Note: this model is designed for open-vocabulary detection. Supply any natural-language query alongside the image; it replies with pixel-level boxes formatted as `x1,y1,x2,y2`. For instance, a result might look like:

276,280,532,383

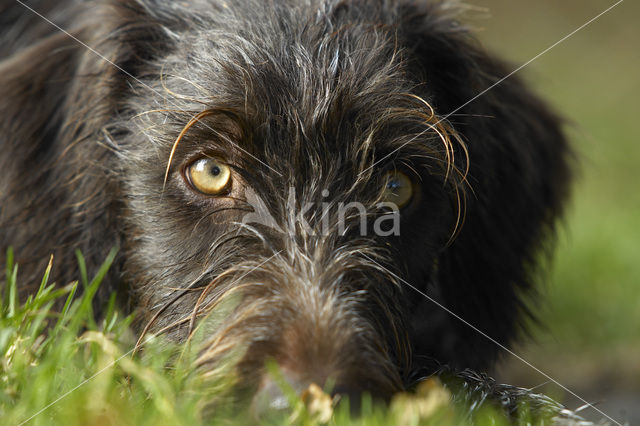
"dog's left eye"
186,157,232,195
381,171,414,208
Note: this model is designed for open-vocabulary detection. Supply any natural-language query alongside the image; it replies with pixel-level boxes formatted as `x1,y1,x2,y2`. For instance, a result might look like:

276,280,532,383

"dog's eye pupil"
187,158,231,195
387,180,400,190
382,171,413,208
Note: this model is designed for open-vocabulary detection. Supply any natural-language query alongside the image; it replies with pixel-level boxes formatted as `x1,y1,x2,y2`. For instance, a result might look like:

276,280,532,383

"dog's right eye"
381,170,414,208
186,157,232,195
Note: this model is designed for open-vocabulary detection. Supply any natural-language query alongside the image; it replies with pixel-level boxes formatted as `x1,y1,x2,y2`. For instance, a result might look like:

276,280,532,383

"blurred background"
467,0,639,423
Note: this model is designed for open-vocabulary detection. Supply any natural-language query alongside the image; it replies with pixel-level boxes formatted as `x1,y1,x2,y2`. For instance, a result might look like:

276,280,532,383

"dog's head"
0,0,571,408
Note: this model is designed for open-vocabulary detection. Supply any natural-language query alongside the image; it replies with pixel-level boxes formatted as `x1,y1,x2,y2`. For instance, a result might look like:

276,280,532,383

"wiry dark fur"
1,0,574,420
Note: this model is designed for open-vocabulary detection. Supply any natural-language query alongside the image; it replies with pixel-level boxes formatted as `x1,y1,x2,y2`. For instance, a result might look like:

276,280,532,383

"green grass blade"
35,255,54,300
75,250,89,289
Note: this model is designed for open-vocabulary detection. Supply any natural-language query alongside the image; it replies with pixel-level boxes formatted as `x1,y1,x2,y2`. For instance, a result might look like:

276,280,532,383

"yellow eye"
382,171,414,208
187,157,232,195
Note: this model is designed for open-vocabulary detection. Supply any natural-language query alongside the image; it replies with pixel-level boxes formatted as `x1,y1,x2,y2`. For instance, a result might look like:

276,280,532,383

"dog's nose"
251,374,299,419
251,371,354,420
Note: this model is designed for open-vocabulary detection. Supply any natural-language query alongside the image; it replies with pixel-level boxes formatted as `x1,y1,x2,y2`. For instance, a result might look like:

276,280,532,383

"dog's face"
0,0,571,410
122,3,465,399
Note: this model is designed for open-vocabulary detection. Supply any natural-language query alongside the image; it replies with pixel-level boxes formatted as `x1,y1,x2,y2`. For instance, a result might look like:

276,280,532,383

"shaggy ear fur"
0,30,92,292
400,4,572,370
0,1,168,305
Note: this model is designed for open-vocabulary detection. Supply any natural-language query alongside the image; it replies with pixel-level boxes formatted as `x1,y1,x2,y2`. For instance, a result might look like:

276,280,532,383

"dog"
0,0,575,420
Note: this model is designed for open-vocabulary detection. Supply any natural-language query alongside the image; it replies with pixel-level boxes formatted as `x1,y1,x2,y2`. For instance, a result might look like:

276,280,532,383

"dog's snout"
250,370,312,418
250,369,365,420
251,376,293,419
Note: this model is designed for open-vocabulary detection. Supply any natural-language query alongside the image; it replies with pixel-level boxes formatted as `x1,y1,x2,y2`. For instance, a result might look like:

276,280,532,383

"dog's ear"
0,30,92,293
0,3,171,301
400,5,572,369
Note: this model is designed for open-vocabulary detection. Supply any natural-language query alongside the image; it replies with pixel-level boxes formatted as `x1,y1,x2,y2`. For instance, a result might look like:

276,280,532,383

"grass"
0,248,544,426
0,248,218,426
